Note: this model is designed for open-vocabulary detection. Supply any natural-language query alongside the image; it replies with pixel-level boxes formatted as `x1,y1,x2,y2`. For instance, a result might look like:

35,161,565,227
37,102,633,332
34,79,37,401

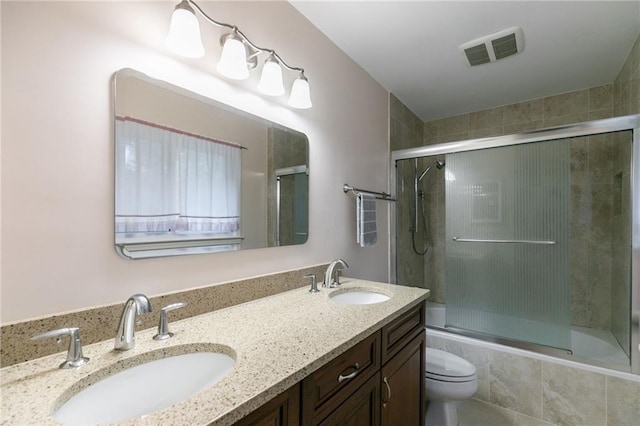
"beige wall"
0,1,390,322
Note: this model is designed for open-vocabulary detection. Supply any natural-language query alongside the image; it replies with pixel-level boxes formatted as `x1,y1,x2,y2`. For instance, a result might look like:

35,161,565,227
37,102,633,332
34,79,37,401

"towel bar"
343,184,396,201
452,237,556,245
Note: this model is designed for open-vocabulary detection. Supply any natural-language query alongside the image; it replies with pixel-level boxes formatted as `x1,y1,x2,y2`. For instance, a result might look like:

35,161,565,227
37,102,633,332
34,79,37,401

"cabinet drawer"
302,331,381,425
381,303,425,364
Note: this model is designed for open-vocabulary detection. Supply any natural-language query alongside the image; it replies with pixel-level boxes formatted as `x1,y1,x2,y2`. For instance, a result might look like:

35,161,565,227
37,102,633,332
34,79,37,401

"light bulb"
288,74,312,109
166,0,205,58
217,33,249,80
257,55,285,97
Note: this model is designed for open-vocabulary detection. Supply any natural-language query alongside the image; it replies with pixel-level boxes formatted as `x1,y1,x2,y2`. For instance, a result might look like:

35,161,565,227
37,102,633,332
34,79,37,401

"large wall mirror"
113,69,309,259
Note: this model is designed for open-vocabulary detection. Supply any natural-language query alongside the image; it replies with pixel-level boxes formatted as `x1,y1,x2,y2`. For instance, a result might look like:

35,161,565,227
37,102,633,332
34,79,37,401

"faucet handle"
305,274,319,293
333,268,344,286
153,302,186,341
32,327,89,369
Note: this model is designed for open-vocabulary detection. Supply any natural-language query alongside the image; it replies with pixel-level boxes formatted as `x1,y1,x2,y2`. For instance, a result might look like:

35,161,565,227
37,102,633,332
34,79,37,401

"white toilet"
425,347,478,426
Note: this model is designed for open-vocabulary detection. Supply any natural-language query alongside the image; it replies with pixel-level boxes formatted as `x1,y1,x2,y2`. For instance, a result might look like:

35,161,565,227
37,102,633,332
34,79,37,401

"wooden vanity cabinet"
240,303,425,426
235,383,301,426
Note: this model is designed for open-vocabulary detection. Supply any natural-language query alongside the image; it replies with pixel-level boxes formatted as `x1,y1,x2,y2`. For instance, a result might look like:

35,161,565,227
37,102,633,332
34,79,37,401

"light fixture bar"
167,0,311,109
185,0,305,74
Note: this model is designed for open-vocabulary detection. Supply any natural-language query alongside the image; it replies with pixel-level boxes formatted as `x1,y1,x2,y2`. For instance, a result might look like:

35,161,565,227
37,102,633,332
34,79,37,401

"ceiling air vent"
460,26,524,66
463,44,491,66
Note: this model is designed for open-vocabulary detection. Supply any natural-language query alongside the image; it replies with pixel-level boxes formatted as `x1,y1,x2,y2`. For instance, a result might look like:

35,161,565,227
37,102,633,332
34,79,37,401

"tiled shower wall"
390,94,427,290
611,33,640,358
267,127,308,247
428,331,640,426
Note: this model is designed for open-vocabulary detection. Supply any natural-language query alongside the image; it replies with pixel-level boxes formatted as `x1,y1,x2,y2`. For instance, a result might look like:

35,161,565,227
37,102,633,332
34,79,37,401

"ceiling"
290,1,640,121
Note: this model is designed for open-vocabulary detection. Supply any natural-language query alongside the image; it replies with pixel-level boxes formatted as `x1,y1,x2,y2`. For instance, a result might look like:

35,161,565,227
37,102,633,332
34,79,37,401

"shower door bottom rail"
438,324,574,356
452,237,556,245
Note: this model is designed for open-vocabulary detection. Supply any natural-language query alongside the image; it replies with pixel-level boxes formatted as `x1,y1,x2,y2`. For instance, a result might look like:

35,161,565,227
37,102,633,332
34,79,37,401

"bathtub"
426,302,629,367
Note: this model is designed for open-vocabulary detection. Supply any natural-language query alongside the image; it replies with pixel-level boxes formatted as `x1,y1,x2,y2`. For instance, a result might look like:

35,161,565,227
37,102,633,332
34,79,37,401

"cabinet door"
318,372,380,426
380,332,425,426
236,383,300,426
302,331,381,425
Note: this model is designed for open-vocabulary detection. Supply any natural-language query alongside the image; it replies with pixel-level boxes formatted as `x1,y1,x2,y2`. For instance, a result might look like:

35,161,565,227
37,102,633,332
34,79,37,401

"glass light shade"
288,75,312,109
257,57,285,96
166,3,205,58
217,34,249,80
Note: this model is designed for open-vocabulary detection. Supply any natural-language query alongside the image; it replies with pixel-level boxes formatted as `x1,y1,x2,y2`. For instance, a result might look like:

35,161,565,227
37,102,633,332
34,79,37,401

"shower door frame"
275,165,308,247
389,114,640,374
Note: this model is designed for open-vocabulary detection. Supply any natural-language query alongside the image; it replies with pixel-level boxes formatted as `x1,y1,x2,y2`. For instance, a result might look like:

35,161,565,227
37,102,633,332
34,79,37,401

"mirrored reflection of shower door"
276,166,308,246
445,140,571,351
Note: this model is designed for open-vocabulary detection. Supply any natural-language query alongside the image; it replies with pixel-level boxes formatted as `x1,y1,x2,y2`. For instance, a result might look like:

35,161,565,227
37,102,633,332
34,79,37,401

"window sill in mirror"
115,235,244,259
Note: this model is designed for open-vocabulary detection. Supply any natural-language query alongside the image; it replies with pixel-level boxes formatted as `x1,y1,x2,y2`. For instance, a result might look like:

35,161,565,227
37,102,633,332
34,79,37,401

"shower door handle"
452,237,556,245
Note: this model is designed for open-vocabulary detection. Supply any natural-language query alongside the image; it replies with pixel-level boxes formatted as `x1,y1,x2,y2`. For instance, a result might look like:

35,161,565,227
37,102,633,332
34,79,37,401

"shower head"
417,160,445,182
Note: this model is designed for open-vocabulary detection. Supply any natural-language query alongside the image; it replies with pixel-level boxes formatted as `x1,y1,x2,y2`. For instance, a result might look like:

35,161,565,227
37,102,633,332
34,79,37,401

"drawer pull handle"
382,376,391,405
337,363,360,383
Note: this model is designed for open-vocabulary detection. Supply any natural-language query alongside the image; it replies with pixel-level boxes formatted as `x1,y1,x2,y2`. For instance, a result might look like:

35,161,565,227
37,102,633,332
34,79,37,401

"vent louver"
464,44,491,66
460,26,524,67
492,33,518,60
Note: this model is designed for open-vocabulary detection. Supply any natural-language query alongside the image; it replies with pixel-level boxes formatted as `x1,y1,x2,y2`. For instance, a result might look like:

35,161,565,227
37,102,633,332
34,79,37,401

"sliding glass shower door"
445,139,571,350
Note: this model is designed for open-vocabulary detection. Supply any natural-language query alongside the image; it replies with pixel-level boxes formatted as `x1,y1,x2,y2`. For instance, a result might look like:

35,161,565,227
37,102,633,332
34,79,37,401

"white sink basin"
330,288,391,305
54,347,235,425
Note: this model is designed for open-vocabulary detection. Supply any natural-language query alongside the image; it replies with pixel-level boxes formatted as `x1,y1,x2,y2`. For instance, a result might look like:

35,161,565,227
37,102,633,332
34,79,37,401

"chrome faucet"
31,327,89,369
324,259,349,288
114,294,152,351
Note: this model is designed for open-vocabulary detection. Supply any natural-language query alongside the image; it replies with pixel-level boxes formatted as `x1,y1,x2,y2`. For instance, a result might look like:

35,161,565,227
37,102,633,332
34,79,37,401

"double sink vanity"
1,278,429,425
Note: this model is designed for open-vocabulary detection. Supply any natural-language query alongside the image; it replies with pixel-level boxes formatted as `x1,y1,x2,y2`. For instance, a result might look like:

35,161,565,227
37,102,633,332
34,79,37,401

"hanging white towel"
357,193,377,247
356,194,361,245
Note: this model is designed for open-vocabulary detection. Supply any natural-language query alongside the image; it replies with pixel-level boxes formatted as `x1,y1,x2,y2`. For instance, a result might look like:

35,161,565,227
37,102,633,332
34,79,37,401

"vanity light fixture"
257,53,285,97
166,0,312,109
165,0,205,58
217,30,250,80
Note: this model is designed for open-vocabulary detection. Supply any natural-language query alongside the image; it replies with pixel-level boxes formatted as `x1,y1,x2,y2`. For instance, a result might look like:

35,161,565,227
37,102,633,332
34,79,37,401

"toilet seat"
426,348,476,383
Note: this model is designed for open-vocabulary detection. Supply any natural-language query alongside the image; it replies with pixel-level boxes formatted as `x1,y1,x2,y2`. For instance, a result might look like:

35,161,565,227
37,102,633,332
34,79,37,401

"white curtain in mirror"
115,118,241,236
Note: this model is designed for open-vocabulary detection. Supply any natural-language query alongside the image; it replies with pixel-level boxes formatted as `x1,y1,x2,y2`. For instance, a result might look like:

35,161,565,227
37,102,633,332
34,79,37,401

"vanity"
0,279,429,425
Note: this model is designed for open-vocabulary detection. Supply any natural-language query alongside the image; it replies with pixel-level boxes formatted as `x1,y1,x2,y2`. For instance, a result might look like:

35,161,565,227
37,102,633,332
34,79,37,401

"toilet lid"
426,348,476,378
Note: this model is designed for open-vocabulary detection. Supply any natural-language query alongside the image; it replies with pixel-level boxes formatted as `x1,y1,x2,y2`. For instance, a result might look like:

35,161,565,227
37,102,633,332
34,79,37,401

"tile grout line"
604,375,608,426
540,360,545,424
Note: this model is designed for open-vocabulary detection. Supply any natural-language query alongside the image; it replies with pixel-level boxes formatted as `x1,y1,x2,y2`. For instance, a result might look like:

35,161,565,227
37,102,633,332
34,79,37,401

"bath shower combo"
391,114,640,375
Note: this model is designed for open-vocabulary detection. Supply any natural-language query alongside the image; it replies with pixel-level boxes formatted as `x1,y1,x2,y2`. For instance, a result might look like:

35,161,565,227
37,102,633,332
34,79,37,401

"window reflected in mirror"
114,69,309,259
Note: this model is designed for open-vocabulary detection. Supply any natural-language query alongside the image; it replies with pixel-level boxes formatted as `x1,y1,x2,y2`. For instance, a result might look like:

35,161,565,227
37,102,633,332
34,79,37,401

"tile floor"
458,399,555,426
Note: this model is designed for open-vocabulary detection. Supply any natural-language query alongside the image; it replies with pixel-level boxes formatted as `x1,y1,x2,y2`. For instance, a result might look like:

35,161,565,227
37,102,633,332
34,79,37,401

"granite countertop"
0,279,429,425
